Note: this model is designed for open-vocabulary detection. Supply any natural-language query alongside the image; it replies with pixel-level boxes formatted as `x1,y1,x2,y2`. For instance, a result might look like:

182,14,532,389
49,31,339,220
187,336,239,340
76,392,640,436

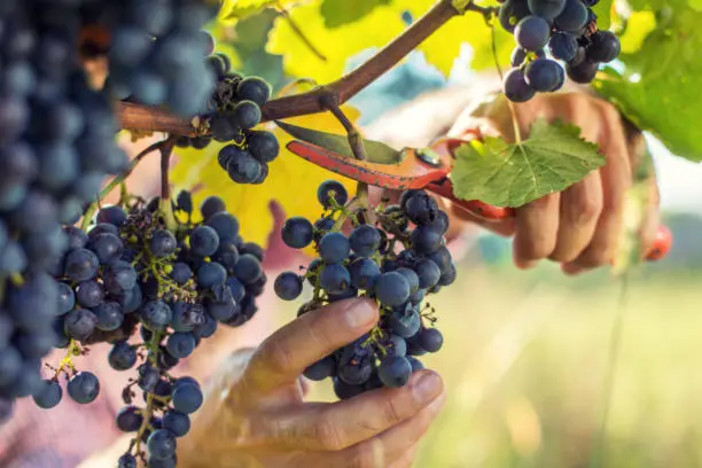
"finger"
249,370,443,452
387,443,420,468
240,298,378,396
513,193,561,269
335,392,445,468
564,105,632,272
549,171,603,263
639,176,661,258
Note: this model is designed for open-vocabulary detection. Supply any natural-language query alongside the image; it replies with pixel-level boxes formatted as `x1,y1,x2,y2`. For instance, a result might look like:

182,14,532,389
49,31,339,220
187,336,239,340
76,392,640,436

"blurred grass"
278,234,702,467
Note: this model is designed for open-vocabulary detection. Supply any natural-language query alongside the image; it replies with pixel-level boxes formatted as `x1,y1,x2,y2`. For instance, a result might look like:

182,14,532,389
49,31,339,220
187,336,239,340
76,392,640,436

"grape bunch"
275,181,452,398
29,193,265,466
175,56,280,185
0,0,140,418
101,0,220,116
498,0,621,102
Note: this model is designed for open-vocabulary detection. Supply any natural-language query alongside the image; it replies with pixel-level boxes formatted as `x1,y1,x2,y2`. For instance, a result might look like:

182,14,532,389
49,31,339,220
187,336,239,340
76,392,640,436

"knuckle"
567,198,602,226
314,415,346,451
346,442,381,468
258,337,294,376
380,394,405,426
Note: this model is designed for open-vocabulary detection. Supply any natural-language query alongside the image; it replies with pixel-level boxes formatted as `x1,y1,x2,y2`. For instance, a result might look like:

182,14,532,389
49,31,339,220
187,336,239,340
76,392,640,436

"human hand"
176,298,445,468
447,92,660,274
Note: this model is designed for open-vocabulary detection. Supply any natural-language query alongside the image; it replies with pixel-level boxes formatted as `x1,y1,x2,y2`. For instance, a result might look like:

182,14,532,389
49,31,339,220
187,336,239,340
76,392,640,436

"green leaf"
450,120,605,208
592,0,614,30
594,4,702,161
321,0,391,28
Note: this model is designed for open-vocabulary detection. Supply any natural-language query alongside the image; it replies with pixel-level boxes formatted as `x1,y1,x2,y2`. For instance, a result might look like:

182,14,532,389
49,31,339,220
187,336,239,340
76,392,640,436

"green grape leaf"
321,0,391,28
594,5,702,161
592,0,614,30
450,120,605,207
221,0,298,21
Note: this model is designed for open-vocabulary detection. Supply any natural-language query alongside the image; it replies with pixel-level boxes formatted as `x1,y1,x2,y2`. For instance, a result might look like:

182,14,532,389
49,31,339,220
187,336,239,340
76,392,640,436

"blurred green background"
276,213,702,467
412,236,702,468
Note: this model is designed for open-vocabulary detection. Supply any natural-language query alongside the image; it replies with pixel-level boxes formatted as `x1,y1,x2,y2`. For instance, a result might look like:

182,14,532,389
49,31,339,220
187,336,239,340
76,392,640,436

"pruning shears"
276,121,672,262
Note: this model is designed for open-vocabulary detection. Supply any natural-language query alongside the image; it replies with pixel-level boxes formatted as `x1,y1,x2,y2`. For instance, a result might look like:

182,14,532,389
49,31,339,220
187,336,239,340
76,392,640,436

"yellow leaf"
267,2,406,82
170,108,359,246
393,0,512,75
619,11,656,54
219,0,300,21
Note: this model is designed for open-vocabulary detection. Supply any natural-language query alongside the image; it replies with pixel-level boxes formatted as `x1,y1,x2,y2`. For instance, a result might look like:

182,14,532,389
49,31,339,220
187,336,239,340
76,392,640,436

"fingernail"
412,372,442,403
515,259,538,270
562,264,582,276
344,299,377,328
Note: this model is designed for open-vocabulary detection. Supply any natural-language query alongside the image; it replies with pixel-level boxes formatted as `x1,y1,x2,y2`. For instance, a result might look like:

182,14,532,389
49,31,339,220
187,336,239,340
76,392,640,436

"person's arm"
447,92,660,274
80,298,445,468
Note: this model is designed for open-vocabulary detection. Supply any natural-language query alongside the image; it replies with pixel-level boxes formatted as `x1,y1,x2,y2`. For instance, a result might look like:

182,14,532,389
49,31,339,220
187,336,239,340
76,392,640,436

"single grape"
163,410,191,437
94,302,124,332
418,328,444,353
64,248,99,282
304,356,336,381
395,267,420,295
374,272,410,307
587,30,620,63
499,0,531,33
233,254,262,284
511,47,527,67
196,262,227,288
320,263,351,295
274,272,303,301
189,225,220,257
170,262,193,285
514,16,550,52
504,68,536,102
377,355,412,388
527,0,566,20
525,58,563,92
206,212,239,243
319,232,351,264
199,196,226,220
166,332,196,358
349,257,381,290
118,454,137,468
116,405,144,432
549,32,578,61
349,225,381,257
236,77,271,107
403,191,438,225
566,59,599,83
171,382,203,414
150,230,177,257
407,356,424,373
281,217,314,249
75,280,104,309
108,341,137,371
246,131,279,163
97,205,127,226
67,371,100,404
147,429,177,460
33,380,63,409
554,0,588,32
140,301,173,332
317,180,348,209
57,282,75,315
226,150,261,184
231,100,261,130
63,308,97,341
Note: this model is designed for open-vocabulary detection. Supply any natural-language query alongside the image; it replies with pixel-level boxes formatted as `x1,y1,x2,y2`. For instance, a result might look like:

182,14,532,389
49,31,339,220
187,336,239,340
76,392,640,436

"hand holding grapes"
176,298,445,468
448,92,660,274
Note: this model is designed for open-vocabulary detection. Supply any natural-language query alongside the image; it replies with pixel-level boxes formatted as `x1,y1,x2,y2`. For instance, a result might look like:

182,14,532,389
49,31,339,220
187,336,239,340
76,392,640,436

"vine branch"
117,0,494,135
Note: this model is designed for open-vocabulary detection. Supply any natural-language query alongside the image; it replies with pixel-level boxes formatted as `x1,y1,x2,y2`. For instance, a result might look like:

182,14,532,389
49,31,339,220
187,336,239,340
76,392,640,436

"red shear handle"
429,137,673,262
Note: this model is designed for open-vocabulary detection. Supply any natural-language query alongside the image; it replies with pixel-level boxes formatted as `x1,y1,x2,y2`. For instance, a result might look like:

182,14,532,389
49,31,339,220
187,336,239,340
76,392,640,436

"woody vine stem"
116,0,497,137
